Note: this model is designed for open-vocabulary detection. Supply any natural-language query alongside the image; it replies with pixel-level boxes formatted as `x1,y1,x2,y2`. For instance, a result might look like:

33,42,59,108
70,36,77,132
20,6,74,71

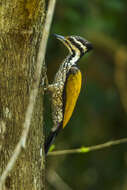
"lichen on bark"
0,0,45,189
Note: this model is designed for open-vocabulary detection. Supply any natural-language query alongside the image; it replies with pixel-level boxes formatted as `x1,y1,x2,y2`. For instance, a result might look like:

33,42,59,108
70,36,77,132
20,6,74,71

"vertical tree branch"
0,0,56,188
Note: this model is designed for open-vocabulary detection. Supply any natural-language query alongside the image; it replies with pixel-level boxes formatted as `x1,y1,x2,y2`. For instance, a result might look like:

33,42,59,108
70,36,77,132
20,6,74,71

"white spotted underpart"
51,55,80,132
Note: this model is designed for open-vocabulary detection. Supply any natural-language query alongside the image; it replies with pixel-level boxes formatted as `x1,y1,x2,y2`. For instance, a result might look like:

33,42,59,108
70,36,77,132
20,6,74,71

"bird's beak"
53,34,65,41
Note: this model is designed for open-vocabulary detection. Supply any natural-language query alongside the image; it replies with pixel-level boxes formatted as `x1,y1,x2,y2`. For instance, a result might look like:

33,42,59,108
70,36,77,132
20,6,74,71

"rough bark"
0,0,45,189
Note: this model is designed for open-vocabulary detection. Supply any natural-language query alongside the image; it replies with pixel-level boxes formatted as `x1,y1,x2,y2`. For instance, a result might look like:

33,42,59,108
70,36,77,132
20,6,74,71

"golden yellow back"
63,68,82,128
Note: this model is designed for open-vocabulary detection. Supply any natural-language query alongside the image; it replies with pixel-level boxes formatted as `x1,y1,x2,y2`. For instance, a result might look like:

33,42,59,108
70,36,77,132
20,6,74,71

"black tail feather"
44,127,61,155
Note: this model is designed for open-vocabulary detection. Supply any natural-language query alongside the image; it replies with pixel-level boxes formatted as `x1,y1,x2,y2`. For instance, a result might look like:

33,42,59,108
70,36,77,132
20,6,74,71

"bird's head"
54,34,93,57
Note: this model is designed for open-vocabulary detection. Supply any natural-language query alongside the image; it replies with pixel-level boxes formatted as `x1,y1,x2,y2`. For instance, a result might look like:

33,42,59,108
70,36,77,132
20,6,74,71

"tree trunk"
0,0,45,189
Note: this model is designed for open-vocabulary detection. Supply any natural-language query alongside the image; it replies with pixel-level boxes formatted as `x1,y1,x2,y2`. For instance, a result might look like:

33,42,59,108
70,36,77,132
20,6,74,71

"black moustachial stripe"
63,40,76,67
65,40,76,57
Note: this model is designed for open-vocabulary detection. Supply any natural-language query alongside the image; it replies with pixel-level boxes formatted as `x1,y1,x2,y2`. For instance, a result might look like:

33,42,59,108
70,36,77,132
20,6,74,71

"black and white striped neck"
62,52,81,70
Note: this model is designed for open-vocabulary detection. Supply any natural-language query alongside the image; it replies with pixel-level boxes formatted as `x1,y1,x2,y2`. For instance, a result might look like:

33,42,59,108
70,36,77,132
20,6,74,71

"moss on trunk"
0,0,45,189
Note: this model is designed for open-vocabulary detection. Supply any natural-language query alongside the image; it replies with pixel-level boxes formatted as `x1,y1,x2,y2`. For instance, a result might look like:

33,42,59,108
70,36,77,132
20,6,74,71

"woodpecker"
44,34,93,154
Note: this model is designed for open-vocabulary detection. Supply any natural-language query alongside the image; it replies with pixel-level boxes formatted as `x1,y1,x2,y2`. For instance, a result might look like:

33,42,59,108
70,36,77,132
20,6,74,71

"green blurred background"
44,0,127,189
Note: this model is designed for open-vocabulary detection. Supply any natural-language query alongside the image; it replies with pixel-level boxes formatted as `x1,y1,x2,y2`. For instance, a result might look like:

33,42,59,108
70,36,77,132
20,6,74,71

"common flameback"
45,34,93,154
